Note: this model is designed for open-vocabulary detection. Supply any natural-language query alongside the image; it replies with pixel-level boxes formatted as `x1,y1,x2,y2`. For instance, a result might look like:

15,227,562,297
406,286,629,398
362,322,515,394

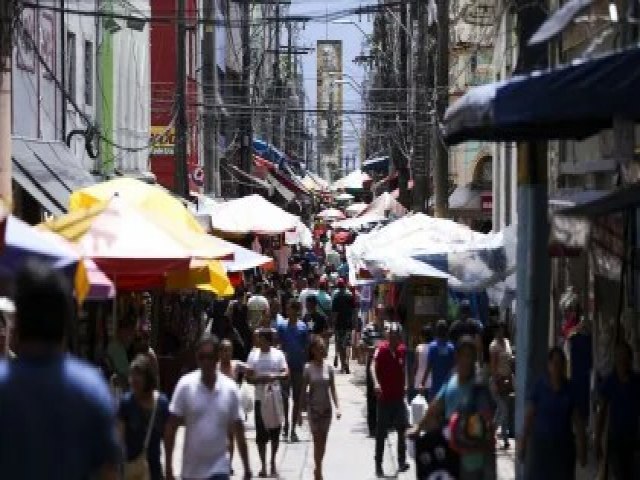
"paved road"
168,361,517,479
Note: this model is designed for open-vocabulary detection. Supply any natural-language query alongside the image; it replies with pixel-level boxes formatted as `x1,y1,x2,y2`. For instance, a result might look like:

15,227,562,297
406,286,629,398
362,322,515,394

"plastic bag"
240,382,254,415
261,382,284,430
411,394,428,426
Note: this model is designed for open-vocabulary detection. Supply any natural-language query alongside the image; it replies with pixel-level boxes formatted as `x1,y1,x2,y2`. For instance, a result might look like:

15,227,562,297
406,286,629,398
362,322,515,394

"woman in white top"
489,323,513,449
412,325,433,399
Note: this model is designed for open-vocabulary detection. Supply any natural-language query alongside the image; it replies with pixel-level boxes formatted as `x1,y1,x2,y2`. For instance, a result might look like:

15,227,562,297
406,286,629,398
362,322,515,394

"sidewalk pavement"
168,362,518,479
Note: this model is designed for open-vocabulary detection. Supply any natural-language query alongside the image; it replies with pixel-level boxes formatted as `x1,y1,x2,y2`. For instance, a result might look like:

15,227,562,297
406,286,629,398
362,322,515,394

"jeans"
375,400,408,466
494,393,510,442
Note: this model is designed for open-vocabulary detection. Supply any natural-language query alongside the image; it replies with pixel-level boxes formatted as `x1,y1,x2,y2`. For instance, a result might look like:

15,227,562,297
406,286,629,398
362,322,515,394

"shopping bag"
411,394,428,426
240,382,254,415
261,382,284,430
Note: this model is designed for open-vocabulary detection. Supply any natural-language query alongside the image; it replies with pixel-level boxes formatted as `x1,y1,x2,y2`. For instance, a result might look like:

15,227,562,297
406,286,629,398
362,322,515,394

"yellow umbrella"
166,259,234,297
69,177,204,233
42,200,233,295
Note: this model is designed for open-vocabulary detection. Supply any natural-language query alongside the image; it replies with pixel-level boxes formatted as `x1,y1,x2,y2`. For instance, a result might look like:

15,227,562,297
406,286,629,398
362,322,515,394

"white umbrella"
336,192,355,201
345,202,368,217
317,208,346,220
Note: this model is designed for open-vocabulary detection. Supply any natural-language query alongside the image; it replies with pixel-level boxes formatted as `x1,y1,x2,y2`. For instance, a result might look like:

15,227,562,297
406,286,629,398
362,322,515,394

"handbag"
496,374,514,395
124,391,159,480
261,382,285,430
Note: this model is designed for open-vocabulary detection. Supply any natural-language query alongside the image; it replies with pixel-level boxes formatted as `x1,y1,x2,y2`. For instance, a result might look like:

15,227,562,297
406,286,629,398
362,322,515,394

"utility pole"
396,3,410,208
202,0,220,196
0,0,13,206
433,0,449,217
174,0,189,197
239,0,252,197
513,1,549,478
412,0,431,212
272,0,281,149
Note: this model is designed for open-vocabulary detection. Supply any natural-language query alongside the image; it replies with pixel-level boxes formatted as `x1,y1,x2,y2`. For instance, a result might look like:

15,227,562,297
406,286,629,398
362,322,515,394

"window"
66,31,76,102
84,41,93,106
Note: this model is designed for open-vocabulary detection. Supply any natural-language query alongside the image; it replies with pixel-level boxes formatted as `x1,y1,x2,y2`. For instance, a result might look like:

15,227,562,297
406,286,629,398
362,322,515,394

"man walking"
165,333,251,480
303,295,329,340
332,278,355,374
246,329,289,477
0,261,120,479
277,299,309,443
421,319,455,401
449,300,484,362
370,322,410,477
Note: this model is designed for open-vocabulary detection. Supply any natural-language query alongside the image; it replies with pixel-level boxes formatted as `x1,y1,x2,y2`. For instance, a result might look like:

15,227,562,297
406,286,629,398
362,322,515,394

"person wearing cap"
331,278,355,374
409,336,496,479
370,322,410,477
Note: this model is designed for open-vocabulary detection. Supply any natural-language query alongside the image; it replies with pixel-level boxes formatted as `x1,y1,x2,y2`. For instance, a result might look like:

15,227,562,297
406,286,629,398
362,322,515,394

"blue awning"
252,138,289,165
443,47,640,145
361,156,390,173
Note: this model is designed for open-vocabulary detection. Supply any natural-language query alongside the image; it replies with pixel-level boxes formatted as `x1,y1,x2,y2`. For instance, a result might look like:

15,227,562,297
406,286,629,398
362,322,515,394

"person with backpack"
408,336,496,480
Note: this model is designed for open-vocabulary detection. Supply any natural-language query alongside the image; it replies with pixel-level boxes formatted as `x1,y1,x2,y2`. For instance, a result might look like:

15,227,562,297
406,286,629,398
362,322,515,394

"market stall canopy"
361,156,390,173
362,191,407,217
345,202,369,217
43,198,191,278
317,208,346,221
347,213,516,292
166,259,234,297
222,245,274,272
443,47,640,145
0,216,80,276
331,170,372,191
38,229,115,300
336,192,355,202
208,194,300,234
70,177,204,233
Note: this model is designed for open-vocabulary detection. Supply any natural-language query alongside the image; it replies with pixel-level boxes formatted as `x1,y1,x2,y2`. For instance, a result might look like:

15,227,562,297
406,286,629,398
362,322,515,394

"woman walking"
519,347,586,479
299,337,341,480
489,323,513,449
118,355,169,480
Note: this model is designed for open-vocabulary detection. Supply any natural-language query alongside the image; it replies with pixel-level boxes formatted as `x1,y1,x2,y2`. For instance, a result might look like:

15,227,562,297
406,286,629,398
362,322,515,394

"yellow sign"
150,126,175,156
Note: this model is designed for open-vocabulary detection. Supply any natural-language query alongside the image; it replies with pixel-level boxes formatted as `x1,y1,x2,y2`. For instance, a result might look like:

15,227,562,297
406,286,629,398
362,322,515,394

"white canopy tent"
204,194,300,234
361,191,407,218
331,169,371,191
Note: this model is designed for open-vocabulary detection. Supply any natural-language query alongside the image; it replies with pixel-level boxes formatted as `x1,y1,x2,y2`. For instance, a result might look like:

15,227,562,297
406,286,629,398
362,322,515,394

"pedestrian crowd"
1,258,639,480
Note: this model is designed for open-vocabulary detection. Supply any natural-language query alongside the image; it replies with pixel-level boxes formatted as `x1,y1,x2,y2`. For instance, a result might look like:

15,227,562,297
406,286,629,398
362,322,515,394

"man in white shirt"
247,283,270,331
246,329,289,477
165,334,251,480
298,277,318,317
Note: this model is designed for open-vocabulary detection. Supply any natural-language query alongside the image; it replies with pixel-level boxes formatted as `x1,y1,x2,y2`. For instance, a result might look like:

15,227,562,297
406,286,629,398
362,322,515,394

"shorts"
281,368,304,404
376,400,409,433
335,329,352,348
255,400,281,445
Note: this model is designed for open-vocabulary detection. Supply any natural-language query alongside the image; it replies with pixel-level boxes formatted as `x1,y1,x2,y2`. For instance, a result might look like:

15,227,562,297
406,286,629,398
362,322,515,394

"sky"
289,0,373,162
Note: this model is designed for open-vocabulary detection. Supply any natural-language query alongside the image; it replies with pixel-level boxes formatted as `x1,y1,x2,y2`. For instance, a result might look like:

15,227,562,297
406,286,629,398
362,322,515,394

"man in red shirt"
370,322,409,477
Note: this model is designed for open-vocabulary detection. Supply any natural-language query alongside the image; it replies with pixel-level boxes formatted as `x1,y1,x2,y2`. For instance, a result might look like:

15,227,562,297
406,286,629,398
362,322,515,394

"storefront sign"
150,126,176,155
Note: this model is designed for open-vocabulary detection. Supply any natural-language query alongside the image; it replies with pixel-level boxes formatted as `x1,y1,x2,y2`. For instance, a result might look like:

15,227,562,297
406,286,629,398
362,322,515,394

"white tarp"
347,212,516,294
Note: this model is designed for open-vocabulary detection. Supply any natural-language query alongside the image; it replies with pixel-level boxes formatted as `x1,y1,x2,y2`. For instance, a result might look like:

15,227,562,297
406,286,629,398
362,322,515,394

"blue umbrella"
0,216,79,277
443,47,640,145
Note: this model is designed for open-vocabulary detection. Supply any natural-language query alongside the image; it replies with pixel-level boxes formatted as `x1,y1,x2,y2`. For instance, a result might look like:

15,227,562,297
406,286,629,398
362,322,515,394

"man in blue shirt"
421,319,455,401
0,261,120,480
277,299,309,443
596,341,640,480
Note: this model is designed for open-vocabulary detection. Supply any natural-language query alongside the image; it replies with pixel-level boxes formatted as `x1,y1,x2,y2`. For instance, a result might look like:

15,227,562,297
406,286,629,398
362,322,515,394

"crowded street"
2,0,640,479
